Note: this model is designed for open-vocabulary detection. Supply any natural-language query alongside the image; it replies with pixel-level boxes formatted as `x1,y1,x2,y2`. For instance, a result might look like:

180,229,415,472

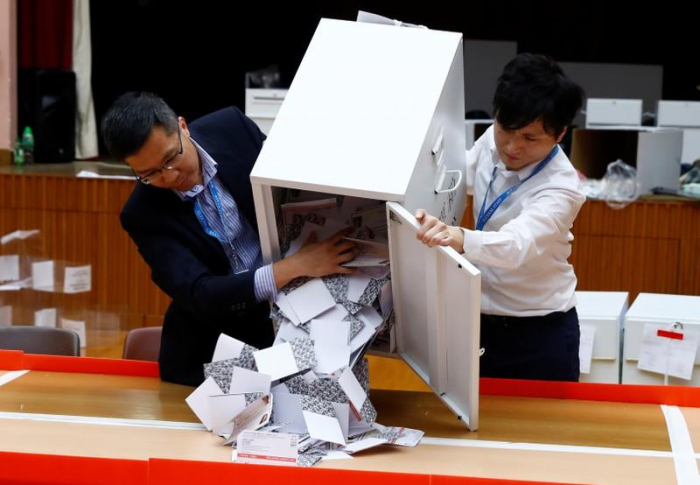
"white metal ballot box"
622,293,700,386
250,19,481,429
574,291,629,384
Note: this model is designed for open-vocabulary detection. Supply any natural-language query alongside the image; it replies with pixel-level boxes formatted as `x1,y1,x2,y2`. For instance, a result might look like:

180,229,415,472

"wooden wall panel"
2,169,698,342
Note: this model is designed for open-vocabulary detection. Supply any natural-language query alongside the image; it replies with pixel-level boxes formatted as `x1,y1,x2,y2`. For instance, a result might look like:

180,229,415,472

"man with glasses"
102,92,356,386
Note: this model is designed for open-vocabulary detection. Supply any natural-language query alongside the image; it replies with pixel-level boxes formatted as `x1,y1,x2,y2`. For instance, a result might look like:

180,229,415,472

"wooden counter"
0,362,695,485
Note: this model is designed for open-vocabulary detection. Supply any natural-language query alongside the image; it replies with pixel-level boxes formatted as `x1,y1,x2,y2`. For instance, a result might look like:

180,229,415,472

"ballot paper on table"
0,255,20,282
237,430,299,466
342,437,387,454
338,367,377,424
209,393,249,436
63,265,91,293
638,323,699,380
271,392,307,434
0,229,40,245
283,278,336,324
372,424,424,447
579,324,595,375
341,238,389,267
331,402,350,440
300,395,346,446
31,261,55,291
223,394,273,445
0,277,31,291
185,377,223,431
253,337,317,381
34,308,57,328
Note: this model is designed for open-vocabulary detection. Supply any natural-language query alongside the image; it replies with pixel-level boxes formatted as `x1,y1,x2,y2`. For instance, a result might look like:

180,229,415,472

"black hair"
493,53,584,137
101,92,179,163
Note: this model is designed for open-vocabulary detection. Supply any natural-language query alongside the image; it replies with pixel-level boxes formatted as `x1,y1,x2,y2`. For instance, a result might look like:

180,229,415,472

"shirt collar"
173,138,219,200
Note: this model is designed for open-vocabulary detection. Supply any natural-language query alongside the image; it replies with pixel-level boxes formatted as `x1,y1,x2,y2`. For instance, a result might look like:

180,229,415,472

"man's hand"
414,209,464,253
273,229,358,289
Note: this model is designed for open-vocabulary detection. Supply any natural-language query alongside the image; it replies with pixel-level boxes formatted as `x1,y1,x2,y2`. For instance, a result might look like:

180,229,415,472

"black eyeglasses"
133,127,184,185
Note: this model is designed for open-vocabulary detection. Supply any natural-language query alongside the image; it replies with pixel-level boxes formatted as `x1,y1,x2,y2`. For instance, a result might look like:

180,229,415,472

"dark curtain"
19,0,73,69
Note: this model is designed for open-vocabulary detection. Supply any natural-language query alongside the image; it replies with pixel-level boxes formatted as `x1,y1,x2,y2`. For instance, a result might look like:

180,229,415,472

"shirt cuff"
254,264,278,302
462,228,484,261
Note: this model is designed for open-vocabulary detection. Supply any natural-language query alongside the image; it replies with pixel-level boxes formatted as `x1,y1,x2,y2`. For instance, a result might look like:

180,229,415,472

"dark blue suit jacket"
120,107,274,386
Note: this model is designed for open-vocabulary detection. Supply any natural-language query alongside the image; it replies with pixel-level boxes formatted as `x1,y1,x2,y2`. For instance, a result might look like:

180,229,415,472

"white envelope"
31,261,54,291
0,229,39,245
212,334,245,362
34,308,57,328
284,278,336,324
347,273,373,303
331,402,350,440
253,342,299,381
311,319,352,374
209,393,247,436
0,255,20,282
349,322,377,353
357,307,383,329
185,377,223,431
228,367,272,395
316,303,350,321
302,411,346,446
338,367,368,411
343,437,387,454
275,292,301,325
272,392,307,434
277,320,310,343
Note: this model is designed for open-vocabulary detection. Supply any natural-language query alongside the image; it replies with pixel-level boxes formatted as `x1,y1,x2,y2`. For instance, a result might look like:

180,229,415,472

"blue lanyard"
476,145,559,231
193,181,247,273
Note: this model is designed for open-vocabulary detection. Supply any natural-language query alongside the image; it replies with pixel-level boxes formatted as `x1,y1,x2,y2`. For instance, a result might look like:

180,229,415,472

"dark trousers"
480,307,580,382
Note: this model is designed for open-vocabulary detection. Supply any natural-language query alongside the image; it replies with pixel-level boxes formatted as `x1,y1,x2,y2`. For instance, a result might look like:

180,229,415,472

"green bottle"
21,126,35,164
13,138,24,166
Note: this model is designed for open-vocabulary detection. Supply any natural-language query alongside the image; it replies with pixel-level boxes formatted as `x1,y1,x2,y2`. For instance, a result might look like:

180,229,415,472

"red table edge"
2,349,698,406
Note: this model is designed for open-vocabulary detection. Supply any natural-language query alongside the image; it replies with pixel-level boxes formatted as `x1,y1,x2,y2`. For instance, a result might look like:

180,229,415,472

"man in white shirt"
415,53,586,381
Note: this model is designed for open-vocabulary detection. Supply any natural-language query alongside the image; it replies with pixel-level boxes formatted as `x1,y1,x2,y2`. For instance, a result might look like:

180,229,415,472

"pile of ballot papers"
185,194,423,466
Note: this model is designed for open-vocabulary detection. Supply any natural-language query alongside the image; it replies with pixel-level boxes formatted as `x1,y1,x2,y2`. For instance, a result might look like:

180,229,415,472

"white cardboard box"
575,291,628,384
622,293,700,386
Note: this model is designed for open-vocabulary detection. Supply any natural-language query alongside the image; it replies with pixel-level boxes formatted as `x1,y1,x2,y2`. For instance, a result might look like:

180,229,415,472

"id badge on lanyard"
194,182,249,274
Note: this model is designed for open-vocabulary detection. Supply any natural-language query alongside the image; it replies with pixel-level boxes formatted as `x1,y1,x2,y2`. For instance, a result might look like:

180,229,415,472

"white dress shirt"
462,125,586,317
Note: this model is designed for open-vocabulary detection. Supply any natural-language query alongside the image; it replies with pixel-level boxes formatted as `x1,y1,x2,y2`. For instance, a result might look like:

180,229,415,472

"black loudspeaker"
18,69,76,163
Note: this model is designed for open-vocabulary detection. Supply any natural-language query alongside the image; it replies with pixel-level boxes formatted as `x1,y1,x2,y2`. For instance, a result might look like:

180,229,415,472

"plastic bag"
601,159,640,209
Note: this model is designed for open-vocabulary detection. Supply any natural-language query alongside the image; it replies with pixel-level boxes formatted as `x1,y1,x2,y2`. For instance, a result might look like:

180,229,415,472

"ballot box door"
386,202,481,430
